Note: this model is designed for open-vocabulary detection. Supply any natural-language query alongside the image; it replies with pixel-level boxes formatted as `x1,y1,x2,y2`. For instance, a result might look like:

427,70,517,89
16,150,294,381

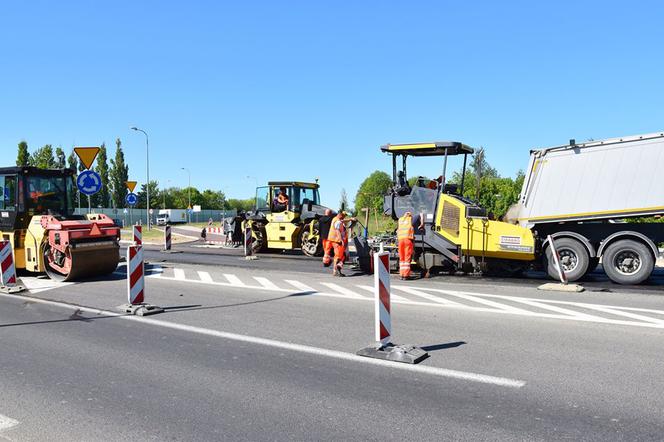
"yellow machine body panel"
434,194,535,261
0,216,48,273
264,211,301,250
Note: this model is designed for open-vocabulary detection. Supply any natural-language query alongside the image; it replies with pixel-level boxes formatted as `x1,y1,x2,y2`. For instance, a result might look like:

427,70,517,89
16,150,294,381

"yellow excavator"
354,142,537,275
0,166,120,281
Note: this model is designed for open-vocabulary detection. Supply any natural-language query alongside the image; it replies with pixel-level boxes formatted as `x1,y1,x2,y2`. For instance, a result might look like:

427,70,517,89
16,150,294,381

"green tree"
201,189,226,210
226,198,255,212
67,150,78,171
54,147,66,168
109,138,129,208
92,143,110,207
340,188,348,211
30,144,56,168
354,170,392,214
16,141,29,166
136,181,160,209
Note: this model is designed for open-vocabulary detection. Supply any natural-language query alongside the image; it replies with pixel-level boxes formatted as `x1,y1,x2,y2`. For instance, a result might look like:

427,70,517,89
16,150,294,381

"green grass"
120,227,192,243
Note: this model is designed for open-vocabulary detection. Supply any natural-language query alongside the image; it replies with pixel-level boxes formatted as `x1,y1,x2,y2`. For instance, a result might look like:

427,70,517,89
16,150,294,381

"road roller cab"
0,166,120,281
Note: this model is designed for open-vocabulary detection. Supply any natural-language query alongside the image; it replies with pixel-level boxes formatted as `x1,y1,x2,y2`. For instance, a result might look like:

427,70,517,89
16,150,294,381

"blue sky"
2,1,663,208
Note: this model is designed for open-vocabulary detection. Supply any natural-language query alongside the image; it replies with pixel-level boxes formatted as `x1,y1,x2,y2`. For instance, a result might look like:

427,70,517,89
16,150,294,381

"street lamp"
181,167,191,223
131,126,151,230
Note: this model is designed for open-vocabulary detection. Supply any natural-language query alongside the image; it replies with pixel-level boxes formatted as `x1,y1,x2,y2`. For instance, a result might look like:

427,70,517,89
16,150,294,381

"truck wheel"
602,239,654,285
544,238,589,282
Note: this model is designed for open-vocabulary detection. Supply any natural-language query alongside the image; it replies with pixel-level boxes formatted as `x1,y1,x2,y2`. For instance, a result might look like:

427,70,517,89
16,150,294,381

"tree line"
14,141,251,212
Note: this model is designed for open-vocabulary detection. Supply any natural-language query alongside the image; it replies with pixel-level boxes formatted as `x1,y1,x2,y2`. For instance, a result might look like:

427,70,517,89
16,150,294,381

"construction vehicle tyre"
602,239,654,285
300,223,322,257
544,237,589,282
43,243,119,282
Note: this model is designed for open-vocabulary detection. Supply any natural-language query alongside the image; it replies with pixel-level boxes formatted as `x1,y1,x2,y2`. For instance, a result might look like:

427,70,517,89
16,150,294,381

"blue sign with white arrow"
77,170,102,196
125,192,138,206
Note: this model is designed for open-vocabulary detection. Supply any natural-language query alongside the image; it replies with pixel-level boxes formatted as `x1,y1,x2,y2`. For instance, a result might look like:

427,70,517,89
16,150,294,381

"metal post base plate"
0,284,26,294
356,343,429,364
117,303,164,316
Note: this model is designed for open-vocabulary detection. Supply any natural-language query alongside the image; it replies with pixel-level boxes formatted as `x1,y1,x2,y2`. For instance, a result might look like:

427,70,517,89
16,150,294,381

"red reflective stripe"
130,263,143,287
133,289,144,304
379,322,390,341
1,255,11,272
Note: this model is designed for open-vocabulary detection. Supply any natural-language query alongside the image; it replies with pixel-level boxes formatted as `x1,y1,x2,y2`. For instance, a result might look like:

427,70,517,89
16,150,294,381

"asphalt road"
2,239,663,440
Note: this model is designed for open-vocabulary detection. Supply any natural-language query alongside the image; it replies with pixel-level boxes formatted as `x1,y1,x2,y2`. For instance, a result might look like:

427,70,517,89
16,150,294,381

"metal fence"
74,208,237,227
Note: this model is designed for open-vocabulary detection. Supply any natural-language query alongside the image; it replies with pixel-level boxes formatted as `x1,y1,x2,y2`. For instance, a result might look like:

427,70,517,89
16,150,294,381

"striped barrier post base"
117,245,163,316
356,245,428,364
0,241,24,294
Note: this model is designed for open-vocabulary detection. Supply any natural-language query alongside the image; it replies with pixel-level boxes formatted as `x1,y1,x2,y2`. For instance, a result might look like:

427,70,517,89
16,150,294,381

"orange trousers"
333,242,346,271
398,239,414,278
322,239,333,267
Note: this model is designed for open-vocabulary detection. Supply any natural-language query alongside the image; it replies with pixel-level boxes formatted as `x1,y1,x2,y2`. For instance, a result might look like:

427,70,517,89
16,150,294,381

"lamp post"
181,167,191,223
131,126,151,230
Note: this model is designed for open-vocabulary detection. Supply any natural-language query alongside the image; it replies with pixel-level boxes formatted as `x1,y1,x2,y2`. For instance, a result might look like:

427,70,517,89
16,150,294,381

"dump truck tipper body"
513,132,664,227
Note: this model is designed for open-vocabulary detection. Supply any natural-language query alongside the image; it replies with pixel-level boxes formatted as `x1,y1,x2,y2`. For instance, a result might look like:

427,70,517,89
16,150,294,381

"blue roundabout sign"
77,170,102,196
125,192,138,206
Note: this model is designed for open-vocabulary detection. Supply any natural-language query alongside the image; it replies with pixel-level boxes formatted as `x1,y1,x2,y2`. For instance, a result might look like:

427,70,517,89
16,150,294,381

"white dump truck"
508,131,664,284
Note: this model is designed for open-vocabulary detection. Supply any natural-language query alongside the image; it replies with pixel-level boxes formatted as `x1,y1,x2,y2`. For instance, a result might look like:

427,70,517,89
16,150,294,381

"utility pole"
131,127,151,230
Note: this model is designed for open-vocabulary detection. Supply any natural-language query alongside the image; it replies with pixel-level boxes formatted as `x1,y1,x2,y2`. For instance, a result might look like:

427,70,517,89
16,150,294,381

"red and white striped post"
133,225,142,246
127,245,144,305
357,243,427,364
244,222,256,259
0,241,17,287
547,235,568,285
374,246,392,346
164,225,172,251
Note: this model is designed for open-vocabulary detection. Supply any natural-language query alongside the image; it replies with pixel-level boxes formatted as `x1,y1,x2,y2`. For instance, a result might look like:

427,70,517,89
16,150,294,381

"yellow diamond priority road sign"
125,181,138,193
74,147,100,170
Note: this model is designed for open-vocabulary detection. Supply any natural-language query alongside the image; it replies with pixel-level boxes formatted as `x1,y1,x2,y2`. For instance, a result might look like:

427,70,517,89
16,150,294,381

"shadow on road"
420,341,466,352
160,291,317,314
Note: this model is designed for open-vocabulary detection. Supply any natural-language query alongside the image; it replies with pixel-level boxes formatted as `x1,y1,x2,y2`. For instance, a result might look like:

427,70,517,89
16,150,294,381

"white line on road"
319,282,367,299
357,284,410,302
173,268,186,280
197,271,213,283
392,285,465,306
0,292,526,389
253,277,280,290
223,274,245,286
284,280,317,293
0,414,19,431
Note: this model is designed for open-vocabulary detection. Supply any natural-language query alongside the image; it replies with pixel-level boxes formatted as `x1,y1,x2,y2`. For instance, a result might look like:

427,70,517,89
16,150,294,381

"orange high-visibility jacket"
328,215,346,243
397,214,414,241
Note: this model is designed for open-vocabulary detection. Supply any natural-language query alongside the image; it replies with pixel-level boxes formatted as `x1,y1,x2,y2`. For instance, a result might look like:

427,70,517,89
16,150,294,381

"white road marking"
173,268,186,280
197,271,213,283
439,290,531,314
0,414,19,431
284,280,317,293
223,274,245,286
357,284,409,302
0,292,526,389
253,277,280,290
140,271,664,329
20,277,73,294
392,285,465,306
319,282,367,299
506,298,601,320
577,305,664,325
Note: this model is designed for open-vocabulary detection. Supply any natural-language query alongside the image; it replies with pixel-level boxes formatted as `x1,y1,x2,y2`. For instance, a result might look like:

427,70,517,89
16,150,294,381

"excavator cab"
355,142,536,275
0,167,120,281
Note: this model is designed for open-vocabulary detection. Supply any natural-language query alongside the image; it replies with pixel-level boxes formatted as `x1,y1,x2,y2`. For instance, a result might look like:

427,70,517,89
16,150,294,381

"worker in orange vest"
328,211,348,276
397,211,416,280
320,209,334,267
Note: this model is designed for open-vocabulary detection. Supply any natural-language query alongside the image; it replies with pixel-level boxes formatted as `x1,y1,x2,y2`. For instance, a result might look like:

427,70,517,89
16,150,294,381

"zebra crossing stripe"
197,271,213,283
173,268,186,280
319,282,367,299
392,285,465,306
223,274,245,286
285,280,317,293
357,284,409,302
253,277,280,290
